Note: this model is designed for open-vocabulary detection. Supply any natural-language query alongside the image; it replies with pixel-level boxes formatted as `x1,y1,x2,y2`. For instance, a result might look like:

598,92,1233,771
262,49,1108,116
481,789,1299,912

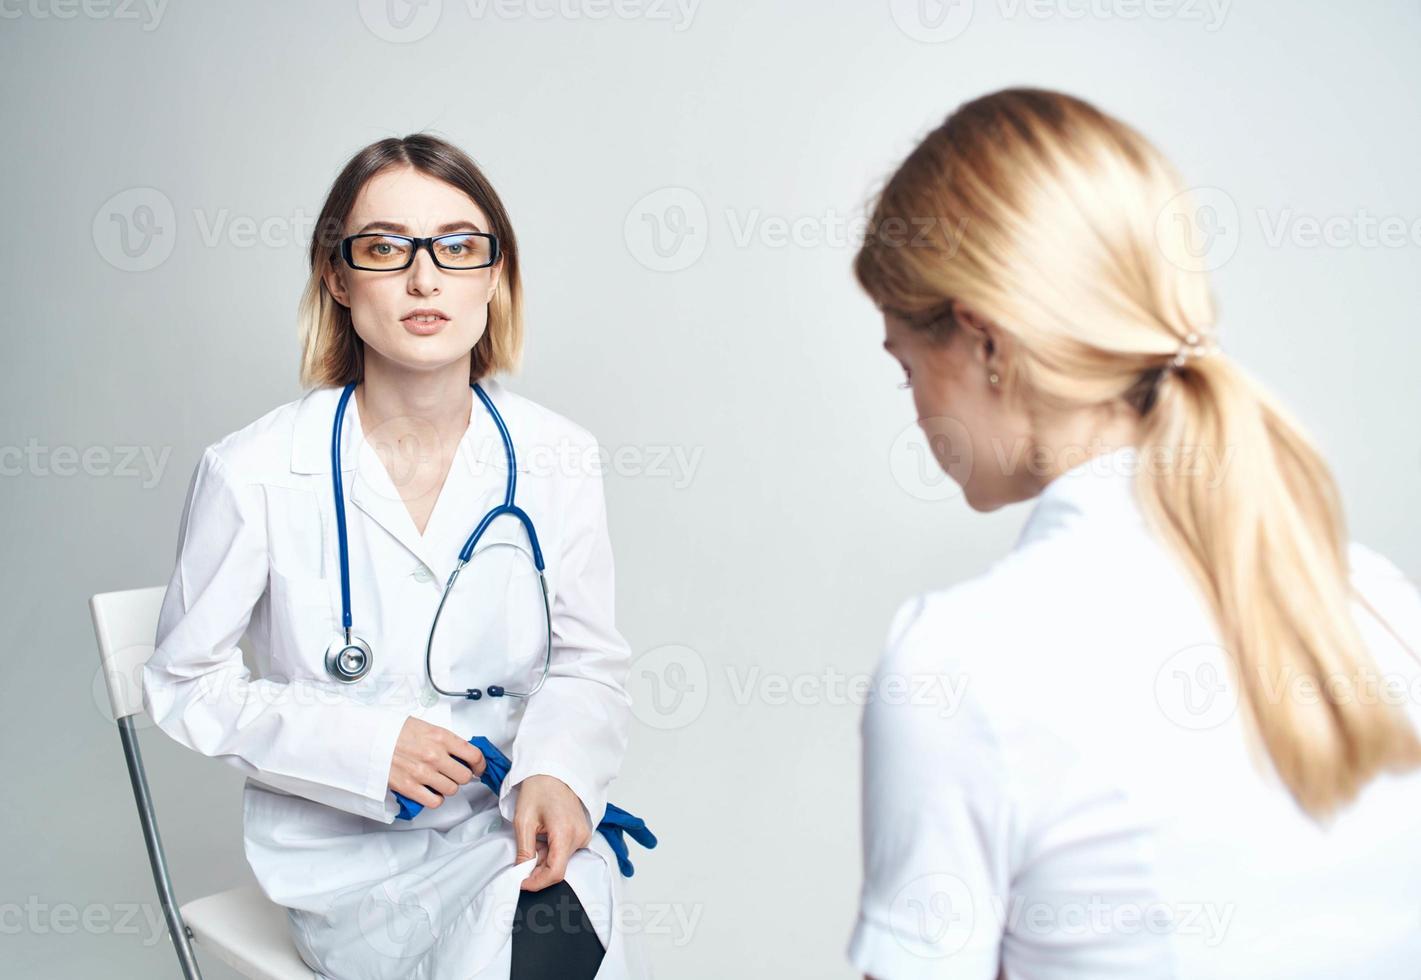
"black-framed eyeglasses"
339,232,500,271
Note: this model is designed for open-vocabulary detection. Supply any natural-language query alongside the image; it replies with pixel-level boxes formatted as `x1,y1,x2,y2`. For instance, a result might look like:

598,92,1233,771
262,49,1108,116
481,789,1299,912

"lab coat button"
412,565,433,583
420,687,438,708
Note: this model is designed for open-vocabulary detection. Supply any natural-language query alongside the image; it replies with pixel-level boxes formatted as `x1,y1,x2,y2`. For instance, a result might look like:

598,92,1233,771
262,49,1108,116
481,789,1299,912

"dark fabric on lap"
509,880,605,980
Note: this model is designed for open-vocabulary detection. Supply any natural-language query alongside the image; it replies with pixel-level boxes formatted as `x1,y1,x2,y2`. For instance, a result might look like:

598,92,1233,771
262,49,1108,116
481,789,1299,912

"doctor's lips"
401,307,450,336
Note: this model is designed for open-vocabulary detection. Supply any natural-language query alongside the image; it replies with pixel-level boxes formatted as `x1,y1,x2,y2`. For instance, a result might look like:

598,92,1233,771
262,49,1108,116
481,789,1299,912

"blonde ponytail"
855,87,1421,817
1139,351,1421,814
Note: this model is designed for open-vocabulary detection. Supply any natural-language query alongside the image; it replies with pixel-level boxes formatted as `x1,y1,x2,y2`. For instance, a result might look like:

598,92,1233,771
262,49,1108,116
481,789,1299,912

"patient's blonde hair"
297,133,523,389
855,87,1420,818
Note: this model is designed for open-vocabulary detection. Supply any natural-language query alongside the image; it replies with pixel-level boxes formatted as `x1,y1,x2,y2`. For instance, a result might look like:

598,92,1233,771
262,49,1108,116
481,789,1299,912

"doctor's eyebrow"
352,220,487,235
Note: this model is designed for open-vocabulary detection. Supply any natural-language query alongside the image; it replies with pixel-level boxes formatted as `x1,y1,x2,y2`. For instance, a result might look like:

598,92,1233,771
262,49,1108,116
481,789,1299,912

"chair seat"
181,883,317,979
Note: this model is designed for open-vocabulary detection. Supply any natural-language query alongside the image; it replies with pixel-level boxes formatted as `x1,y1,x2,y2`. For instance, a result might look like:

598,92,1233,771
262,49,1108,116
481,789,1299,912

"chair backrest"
89,585,208,979
90,586,167,721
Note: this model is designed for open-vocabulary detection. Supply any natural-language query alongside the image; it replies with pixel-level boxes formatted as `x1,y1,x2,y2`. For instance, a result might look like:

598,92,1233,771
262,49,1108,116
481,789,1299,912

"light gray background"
4,1,1420,976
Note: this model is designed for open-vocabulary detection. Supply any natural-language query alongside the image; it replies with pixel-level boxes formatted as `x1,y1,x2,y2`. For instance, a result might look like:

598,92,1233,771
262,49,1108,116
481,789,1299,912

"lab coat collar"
1013,444,1146,551
289,378,529,581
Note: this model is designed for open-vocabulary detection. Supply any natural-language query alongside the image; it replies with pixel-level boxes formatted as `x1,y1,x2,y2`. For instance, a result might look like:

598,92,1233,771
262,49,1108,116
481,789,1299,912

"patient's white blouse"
850,445,1421,979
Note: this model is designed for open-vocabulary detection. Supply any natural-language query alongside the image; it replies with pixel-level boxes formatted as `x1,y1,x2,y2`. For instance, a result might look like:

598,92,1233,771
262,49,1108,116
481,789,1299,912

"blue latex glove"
394,736,658,877
595,801,659,878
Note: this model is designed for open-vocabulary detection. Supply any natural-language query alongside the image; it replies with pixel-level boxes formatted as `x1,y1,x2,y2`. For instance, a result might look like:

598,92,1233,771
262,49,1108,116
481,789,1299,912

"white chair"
89,586,318,980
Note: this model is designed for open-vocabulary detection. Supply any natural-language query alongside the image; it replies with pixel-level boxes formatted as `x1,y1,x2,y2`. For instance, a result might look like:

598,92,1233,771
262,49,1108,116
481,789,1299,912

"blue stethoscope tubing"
323,380,553,701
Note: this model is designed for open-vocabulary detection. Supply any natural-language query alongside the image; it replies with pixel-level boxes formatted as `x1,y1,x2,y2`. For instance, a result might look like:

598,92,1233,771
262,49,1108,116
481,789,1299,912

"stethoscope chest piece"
324,632,373,683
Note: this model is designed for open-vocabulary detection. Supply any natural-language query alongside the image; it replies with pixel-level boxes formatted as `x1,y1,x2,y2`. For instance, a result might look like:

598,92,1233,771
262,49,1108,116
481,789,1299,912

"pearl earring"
988,370,1000,385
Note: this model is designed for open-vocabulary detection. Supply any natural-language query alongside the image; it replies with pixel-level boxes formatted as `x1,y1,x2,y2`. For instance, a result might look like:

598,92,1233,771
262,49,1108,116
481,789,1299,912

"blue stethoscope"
323,381,553,701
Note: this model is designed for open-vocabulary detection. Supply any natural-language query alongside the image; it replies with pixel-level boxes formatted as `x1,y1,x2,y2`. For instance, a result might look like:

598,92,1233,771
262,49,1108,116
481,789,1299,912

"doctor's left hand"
513,774,593,892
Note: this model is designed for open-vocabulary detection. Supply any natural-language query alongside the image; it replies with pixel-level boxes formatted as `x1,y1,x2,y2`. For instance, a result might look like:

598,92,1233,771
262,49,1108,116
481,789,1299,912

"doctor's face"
882,310,1036,512
323,165,502,373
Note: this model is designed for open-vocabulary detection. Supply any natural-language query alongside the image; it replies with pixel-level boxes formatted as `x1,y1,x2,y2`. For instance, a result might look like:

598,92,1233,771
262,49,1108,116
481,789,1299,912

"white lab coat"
850,444,1421,979
144,379,648,980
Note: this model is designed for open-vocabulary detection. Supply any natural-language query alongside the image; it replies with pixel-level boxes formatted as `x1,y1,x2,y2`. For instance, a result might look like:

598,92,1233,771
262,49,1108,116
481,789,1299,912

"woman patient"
847,87,1421,980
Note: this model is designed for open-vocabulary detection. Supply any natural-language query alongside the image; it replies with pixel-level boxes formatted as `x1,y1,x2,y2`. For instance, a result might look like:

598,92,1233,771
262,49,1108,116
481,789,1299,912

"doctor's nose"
406,248,442,295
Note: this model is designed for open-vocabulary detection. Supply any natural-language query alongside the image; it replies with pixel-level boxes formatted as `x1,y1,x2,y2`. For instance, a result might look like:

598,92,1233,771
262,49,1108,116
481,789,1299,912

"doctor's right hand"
387,717,487,810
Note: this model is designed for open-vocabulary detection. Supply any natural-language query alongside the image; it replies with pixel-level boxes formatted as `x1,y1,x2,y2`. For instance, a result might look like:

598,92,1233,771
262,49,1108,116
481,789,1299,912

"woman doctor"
143,134,643,980
848,88,1421,979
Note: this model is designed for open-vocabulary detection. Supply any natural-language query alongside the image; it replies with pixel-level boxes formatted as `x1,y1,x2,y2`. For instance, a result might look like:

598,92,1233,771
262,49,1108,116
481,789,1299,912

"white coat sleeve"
143,447,412,824
497,445,632,832
847,595,1009,980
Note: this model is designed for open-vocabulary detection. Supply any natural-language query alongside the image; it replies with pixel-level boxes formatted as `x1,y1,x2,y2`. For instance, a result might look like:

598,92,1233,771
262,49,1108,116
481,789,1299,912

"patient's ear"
950,301,1001,366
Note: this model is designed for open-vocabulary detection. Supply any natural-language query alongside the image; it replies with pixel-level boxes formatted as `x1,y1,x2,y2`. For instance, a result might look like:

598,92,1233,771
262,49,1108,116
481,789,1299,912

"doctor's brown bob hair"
296,133,523,389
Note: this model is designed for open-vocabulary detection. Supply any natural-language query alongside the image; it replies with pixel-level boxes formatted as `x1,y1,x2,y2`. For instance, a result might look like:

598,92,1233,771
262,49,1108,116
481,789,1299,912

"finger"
448,741,486,778
514,813,539,864
437,752,476,787
419,764,460,798
397,769,454,809
395,776,444,809
627,823,658,849
520,866,554,892
429,736,470,784
601,827,633,877
567,812,593,849
518,840,551,892
394,760,452,800
409,786,443,809
542,824,573,885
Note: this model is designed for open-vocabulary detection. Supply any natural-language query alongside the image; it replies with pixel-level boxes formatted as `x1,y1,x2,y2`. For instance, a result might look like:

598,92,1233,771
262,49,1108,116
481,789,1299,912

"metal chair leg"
118,716,204,979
